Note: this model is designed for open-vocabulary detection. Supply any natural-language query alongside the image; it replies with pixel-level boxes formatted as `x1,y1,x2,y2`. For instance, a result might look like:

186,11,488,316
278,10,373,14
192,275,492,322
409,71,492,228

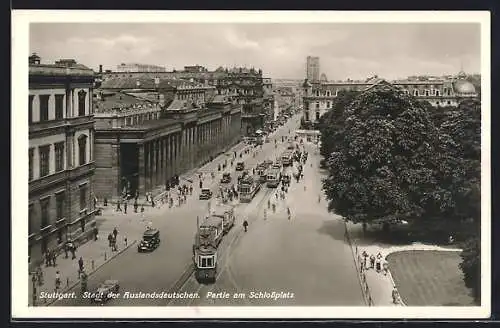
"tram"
281,150,293,166
210,204,235,234
266,167,281,188
238,173,261,203
256,160,273,183
193,245,217,283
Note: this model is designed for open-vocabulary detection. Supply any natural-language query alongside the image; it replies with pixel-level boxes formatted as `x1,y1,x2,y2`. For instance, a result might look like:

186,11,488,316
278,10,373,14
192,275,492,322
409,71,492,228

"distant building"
306,56,320,82
29,54,96,268
302,71,479,126
116,63,166,73
184,65,208,73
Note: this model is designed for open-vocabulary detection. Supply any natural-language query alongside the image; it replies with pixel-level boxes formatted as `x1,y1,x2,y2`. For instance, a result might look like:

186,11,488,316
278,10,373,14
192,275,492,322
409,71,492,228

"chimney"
99,65,103,73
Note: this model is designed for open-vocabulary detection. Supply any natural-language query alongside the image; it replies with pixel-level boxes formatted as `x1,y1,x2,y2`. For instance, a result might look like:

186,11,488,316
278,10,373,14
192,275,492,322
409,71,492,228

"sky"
29,23,481,80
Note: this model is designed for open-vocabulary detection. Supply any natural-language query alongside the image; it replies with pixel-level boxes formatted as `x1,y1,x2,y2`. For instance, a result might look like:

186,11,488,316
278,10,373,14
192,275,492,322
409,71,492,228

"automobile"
91,279,120,303
220,172,232,184
199,188,213,200
235,162,245,171
282,175,291,185
137,228,160,252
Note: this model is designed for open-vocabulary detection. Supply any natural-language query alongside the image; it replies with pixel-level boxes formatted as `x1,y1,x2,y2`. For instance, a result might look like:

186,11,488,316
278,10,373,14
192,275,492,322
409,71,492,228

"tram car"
210,204,235,234
281,150,293,166
193,215,224,249
256,160,273,183
238,173,261,203
266,167,282,188
193,244,218,283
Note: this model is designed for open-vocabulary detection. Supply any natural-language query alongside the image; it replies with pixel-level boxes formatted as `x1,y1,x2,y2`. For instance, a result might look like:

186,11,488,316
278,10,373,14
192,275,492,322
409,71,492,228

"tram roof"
200,215,224,227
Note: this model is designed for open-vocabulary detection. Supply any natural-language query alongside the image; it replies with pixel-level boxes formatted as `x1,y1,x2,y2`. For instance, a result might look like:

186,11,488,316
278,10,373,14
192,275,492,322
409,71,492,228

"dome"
453,80,476,94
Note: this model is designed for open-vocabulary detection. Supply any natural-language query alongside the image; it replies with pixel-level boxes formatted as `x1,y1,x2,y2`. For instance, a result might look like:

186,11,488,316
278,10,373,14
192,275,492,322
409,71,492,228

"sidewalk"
28,140,256,306
345,222,463,306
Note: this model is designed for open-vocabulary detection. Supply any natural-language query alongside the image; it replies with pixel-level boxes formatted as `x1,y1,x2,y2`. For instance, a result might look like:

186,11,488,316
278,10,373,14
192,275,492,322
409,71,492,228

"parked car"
220,172,232,184
235,162,245,171
199,188,213,200
137,228,160,252
91,280,120,303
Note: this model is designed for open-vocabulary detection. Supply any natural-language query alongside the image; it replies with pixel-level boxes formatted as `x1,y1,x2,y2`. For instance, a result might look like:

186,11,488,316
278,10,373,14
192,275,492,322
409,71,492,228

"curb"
44,240,137,306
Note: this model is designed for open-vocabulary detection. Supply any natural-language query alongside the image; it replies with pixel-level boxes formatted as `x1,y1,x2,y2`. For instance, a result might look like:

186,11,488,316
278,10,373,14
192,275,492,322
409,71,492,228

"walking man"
243,220,249,232
78,257,84,277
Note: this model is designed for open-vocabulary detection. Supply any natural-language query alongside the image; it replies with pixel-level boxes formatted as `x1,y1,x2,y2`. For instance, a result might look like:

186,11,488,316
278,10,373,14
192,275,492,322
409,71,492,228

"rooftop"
100,77,213,90
29,64,94,77
94,91,159,113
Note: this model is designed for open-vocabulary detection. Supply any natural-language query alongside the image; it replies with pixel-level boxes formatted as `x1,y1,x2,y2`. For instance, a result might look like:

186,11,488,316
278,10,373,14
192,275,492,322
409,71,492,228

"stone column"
144,142,149,192
138,142,145,196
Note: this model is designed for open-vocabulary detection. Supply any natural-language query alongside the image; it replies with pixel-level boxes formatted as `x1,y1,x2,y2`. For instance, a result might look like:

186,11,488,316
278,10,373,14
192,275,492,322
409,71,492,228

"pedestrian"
382,259,389,276
189,185,193,195
376,252,382,272
362,251,368,269
124,236,128,247
124,202,128,214
55,270,61,291
151,199,155,208
93,226,99,241
71,244,77,259
44,251,50,267
108,233,113,247
141,205,145,213
263,209,267,220
287,207,291,220
370,254,375,269
113,227,118,240
116,201,122,212
134,200,138,213
243,220,248,232
104,197,108,207
392,287,399,304
64,242,69,259
78,257,84,273
52,250,57,266
267,199,271,209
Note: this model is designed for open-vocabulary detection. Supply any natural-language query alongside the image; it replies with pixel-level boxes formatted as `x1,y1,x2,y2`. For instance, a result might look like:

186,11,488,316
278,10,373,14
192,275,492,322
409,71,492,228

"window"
316,111,320,121
39,95,50,122
40,198,50,229
326,91,331,97
78,90,87,116
425,90,430,96
413,90,419,96
29,204,34,235
435,90,440,96
55,95,64,120
78,135,87,165
54,142,64,172
79,185,87,210
315,102,319,109
29,95,34,124
447,101,451,105
327,102,331,108
39,145,50,177
29,148,34,181
56,192,65,220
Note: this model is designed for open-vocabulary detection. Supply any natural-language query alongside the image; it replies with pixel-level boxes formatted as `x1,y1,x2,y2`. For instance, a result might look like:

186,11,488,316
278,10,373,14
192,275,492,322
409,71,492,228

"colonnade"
136,114,238,194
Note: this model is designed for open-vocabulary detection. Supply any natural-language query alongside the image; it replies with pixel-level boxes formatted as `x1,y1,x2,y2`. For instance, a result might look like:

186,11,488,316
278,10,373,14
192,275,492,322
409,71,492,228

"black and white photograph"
12,11,490,319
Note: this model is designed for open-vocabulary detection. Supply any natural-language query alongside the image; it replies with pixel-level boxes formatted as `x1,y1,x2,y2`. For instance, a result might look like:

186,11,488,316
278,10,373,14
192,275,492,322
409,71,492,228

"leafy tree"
318,90,358,167
322,88,444,228
459,236,481,303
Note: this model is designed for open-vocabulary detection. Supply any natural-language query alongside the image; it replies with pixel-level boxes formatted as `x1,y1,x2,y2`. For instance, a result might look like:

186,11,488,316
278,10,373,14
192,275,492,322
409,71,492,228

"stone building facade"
28,54,97,268
101,66,267,135
93,78,242,200
302,71,479,126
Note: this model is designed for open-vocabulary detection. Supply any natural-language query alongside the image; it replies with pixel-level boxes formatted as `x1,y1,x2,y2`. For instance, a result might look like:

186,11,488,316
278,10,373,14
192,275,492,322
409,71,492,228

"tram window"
201,257,208,267
207,257,213,267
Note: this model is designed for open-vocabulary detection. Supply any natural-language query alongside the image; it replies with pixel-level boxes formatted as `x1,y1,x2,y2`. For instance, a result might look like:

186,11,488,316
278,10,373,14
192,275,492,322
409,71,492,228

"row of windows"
29,185,88,234
312,88,453,98
29,136,87,181
28,91,87,124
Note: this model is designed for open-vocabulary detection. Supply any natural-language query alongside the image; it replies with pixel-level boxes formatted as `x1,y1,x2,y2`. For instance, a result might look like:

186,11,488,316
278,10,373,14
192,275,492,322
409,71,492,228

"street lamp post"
31,273,37,306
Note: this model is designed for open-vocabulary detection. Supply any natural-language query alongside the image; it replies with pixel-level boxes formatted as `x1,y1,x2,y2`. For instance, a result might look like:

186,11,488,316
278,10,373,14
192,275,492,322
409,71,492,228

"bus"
266,167,281,188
